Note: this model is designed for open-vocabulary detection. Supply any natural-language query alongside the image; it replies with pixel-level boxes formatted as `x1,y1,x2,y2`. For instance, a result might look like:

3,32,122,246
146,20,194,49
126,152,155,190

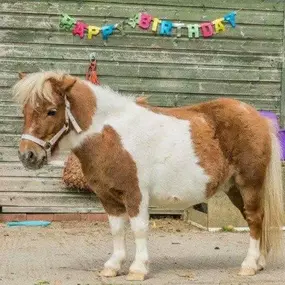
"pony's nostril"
26,151,35,160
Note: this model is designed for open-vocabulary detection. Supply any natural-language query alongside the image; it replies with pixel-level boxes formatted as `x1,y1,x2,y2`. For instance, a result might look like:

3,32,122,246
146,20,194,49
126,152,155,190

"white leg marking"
128,207,149,280
239,237,260,276
101,215,127,277
257,254,266,271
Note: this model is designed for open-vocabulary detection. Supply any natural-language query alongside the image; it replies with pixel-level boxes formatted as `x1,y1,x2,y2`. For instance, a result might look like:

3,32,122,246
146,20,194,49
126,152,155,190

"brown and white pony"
13,71,284,281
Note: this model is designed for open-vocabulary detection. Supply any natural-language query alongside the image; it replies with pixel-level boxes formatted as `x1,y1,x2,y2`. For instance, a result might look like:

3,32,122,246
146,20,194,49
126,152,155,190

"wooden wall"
0,0,284,214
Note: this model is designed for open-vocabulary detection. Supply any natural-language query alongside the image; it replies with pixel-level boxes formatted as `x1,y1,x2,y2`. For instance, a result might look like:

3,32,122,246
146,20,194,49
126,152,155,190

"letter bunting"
59,11,237,41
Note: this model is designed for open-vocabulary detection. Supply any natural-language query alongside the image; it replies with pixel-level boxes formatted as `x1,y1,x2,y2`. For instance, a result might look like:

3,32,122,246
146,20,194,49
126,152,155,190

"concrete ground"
0,219,284,285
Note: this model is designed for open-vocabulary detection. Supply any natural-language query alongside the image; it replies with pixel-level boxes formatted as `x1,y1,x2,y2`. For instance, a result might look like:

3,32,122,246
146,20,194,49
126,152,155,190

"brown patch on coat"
189,114,229,197
73,125,141,217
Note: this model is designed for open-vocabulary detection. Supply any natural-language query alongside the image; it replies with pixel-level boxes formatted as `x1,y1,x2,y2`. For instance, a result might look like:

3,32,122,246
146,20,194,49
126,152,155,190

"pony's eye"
47,109,57,116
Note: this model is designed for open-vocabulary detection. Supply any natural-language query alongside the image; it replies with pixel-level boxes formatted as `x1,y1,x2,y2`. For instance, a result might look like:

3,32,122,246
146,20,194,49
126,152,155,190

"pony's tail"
261,121,284,259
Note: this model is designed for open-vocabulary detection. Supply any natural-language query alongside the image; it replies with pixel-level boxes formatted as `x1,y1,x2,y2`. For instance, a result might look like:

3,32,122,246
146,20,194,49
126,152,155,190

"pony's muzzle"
18,148,47,170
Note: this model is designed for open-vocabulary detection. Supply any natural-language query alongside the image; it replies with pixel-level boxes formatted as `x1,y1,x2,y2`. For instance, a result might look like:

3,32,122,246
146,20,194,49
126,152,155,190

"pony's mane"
13,71,66,107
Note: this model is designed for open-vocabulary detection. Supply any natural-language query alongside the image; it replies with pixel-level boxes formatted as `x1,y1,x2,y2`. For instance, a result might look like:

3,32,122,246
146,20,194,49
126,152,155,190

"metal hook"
89,52,96,62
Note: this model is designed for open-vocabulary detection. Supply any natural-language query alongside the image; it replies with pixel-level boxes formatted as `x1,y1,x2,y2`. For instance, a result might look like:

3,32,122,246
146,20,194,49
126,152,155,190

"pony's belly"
149,189,206,210
149,196,202,210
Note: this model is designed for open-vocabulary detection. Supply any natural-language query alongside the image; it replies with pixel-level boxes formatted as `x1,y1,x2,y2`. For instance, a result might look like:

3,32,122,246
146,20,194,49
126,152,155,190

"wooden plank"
0,191,99,207
0,14,283,41
0,146,21,162
0,2,283,25
0,44,282,69
0,119,22,134
0,30,282,55
104,77,282,96
2,205,183,215
1,0,283,12
0,134,20,147
0,162,63,178
0,60,281,82
0,177,80,193
1,206,104,213
0,74,282,98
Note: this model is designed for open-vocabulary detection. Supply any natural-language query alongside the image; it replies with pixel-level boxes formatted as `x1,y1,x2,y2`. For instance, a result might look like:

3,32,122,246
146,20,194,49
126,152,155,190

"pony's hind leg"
226,185,266,273
237,183,263,276
101,214,128,277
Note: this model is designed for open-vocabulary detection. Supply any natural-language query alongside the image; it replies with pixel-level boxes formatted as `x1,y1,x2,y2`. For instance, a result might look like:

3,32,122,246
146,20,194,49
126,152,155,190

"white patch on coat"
65,82,210,210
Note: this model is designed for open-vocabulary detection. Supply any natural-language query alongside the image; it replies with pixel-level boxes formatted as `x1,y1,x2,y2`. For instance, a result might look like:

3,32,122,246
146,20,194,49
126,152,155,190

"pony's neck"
67,80,97,131
91,82,136,119
59,81,136,151
89,83,136,126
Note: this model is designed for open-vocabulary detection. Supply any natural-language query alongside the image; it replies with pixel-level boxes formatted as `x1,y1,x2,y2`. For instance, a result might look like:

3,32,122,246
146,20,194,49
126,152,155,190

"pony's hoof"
126,272,146,281
238,267,256,276
100,267,118,277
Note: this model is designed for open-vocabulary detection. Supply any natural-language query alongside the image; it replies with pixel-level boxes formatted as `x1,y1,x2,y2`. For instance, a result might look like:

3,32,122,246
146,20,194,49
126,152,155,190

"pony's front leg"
101,215,127,277
127,205,149,281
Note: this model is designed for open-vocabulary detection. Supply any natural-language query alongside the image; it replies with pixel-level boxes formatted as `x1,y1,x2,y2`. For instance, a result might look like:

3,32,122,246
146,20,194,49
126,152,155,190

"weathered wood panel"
0,3,283,25
0,0,284,215
2,0,284,12
0,30,282,55
1,60,281,82
0,177,78,193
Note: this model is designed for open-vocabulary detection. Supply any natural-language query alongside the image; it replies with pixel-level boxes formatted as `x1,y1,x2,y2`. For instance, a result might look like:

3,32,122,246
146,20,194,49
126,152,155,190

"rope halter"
21,97,82,161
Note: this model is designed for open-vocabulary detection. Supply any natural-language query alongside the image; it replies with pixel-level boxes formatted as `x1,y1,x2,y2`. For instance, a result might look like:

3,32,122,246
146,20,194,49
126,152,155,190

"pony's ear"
60,75,77,91
50,75,77,94
136,96,150,106
18,72,27,79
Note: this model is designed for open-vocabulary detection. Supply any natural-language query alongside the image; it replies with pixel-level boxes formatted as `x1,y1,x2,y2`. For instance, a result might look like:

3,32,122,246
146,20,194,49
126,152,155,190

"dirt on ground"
0,218,284,285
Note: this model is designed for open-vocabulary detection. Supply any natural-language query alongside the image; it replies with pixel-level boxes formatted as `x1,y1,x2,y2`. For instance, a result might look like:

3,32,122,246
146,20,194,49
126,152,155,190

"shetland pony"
13,71,284,281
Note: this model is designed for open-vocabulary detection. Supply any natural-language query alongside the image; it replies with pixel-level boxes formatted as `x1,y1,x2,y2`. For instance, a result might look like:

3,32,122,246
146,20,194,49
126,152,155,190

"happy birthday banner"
59,11,236,41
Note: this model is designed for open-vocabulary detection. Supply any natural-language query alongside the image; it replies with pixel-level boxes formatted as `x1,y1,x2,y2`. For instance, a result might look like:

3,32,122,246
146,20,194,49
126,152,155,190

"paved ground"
0,219,284,285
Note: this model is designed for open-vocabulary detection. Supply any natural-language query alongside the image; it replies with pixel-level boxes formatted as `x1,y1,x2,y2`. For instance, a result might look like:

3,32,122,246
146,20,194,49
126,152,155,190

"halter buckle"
44,142,52,150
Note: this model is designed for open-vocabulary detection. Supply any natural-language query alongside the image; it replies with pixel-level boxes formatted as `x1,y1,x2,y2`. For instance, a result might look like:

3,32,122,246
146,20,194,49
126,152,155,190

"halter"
21,97,82,161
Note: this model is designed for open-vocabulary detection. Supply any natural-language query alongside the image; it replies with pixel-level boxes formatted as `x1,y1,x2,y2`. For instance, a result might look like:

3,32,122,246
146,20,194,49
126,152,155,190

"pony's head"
13,71,79,169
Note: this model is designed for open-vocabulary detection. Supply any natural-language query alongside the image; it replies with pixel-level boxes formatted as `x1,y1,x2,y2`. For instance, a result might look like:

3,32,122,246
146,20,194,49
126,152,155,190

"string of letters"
59,11,237,41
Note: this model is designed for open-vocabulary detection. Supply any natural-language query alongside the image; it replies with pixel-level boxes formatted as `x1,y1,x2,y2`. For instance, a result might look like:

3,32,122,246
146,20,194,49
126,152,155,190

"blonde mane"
13,71,67,107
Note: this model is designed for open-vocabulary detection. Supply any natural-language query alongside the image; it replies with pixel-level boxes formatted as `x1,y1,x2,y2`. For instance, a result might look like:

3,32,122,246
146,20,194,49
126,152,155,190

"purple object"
258,111,284,160
259,110,279,131
278,129,285,160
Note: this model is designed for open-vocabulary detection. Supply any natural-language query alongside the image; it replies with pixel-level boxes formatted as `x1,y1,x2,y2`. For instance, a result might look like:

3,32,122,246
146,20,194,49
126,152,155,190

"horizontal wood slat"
0,30,282,55
1,0,284,12
0,60,281,82
0,3,283,25
0,44,282,68
0,162,63,178
0,177,78,193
